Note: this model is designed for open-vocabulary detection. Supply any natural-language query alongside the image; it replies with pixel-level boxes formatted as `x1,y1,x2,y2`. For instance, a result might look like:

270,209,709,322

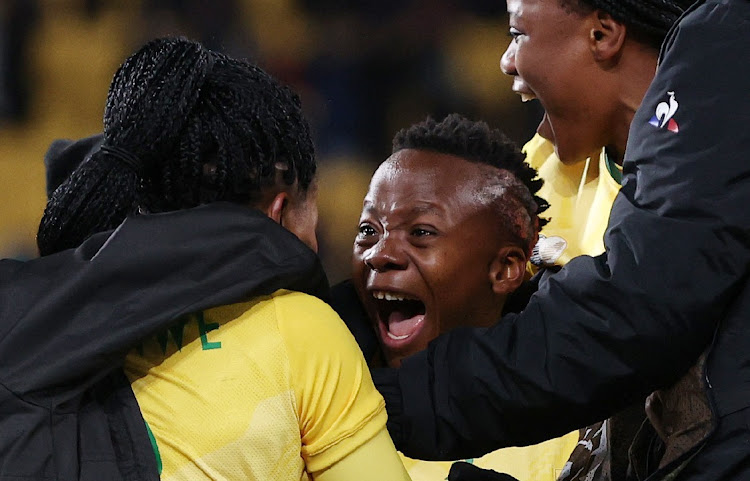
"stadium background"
0,0,541,283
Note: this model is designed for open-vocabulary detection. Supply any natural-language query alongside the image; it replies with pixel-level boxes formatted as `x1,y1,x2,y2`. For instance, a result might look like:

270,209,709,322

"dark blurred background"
0,0,542,282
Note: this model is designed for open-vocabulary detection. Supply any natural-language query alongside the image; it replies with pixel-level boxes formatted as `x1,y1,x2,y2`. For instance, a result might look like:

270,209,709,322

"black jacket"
0,203,327,480
374,1,750,479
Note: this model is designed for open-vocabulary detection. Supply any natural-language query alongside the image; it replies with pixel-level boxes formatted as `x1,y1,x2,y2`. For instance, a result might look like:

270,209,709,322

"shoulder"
271,289,359,353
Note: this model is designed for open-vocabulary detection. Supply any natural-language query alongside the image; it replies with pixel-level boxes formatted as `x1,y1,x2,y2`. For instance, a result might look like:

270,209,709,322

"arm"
313,428,410,481
276,292,409,480
0,203,327,404
376,0,750,460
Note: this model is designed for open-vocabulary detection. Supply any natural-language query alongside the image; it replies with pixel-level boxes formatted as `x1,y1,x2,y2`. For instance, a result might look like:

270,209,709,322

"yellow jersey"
125,289,387,480
525,134,621,268
402,435,578,481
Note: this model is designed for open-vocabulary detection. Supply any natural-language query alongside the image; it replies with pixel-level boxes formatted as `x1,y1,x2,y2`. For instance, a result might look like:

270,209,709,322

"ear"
266,191,288,225
589,10,627,63
489,245,528,295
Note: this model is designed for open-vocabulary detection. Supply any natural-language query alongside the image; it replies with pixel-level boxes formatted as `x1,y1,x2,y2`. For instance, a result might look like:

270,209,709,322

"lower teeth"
387,331,410,340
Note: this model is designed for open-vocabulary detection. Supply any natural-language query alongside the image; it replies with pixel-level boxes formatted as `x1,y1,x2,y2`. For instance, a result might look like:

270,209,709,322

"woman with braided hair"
38,37,410,481
495,2,699,481
501,0,695,269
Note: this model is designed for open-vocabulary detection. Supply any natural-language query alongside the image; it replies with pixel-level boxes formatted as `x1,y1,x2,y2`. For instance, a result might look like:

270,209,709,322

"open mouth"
513,88,536,103
511,78,536,103
371,290,427,344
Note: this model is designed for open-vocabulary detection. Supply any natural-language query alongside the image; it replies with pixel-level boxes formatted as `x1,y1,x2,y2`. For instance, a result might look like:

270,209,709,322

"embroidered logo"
649,91,680,133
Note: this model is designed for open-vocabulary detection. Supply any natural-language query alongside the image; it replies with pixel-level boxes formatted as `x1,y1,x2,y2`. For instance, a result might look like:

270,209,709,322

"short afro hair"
392,113,548,256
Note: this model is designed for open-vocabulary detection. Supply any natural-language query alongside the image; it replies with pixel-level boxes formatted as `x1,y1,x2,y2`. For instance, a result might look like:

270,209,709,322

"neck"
607,41,659,165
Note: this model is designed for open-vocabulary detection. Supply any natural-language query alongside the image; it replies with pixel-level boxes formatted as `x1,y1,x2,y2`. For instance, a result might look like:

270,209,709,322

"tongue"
388,311,425,337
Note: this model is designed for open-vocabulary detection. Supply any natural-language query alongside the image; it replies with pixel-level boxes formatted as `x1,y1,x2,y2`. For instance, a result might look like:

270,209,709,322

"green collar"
604,151,623,185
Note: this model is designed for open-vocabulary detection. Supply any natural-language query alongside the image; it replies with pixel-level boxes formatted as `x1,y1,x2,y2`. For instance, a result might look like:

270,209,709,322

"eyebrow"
409,204,443,216
361,201,444,217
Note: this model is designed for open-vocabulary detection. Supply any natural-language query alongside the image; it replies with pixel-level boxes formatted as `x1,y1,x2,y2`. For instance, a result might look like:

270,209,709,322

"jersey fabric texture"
125,289,386,480
375,2,750,480
401,436,576,481
524,134,621,268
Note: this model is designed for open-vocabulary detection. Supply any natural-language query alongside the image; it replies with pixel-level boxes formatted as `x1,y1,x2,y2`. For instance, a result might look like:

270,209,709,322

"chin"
382,336,431,369
383,347,414,368
386,356,403,368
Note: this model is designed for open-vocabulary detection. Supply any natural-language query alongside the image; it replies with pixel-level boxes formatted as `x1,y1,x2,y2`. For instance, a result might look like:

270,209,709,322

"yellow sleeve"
274,291,390,474
314,428,411,481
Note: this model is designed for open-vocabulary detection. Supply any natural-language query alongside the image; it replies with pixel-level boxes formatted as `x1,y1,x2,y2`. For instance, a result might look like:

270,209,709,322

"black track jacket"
374,2,750,479
0,203,327,480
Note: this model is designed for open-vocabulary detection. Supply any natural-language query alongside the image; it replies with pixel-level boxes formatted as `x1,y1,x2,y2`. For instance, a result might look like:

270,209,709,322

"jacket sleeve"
0,202,328,405
374,0,750,461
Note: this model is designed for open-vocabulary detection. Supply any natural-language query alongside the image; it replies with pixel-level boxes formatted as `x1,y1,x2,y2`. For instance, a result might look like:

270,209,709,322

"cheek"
516,49,554,97
350,252,376,320
432,257,494,331
351,248,366,279
513,39,541,77
515,37,584,100
424,256,468,325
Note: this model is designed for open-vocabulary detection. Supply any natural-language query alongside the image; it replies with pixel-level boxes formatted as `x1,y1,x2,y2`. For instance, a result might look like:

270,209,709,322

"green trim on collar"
145,421,163,475
604,151,623,185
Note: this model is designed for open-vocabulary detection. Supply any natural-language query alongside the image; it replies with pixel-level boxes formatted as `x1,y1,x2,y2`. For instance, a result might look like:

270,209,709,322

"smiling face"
352,149,528,367
501,0,608,163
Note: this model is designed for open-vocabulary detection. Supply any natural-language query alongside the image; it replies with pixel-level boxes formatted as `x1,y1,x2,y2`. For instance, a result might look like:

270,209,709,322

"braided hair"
392,113,548,256
38,37,315,256
561,0,695,48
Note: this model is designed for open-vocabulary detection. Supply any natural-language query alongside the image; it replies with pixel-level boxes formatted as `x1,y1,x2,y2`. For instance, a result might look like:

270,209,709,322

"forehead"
507,0,572,22
365,149,496,214
507,0,545,14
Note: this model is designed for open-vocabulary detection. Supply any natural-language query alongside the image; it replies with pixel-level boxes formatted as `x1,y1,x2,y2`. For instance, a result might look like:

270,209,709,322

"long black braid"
561,0,695,48
38,37,315,256
392,113,548,256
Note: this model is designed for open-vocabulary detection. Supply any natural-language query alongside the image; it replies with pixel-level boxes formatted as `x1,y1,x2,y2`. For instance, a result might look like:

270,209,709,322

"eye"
411,227,436,238
357,223,378,240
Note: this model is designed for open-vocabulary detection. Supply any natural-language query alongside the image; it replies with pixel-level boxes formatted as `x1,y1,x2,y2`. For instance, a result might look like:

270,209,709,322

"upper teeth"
372,291,416,301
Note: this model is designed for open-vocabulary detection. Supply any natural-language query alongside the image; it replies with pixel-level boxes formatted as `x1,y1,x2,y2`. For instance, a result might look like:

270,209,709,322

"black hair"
560,0,693,49
38,37,315,256
392,113,548,256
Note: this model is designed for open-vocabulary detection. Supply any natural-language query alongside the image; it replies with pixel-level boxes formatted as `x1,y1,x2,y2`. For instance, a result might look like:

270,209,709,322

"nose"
500,39,518,76
363,235,407,272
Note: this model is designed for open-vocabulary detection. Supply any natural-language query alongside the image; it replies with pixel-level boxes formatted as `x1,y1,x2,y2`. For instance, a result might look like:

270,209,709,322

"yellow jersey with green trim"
525,134,622,268
124,289,387,480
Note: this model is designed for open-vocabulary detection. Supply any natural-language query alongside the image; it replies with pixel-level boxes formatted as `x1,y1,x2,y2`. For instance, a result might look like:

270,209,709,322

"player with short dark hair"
376,2,750,481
